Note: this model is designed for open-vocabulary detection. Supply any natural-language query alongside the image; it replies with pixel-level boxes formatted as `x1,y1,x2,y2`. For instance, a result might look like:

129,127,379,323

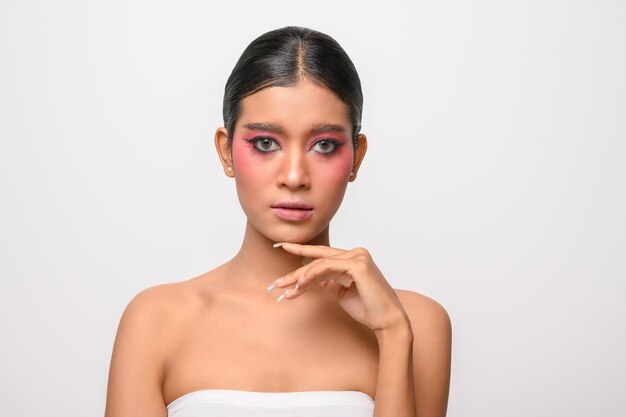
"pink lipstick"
271,200,313,220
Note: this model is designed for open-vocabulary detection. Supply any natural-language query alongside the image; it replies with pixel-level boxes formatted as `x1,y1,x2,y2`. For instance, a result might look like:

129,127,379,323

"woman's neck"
226,220,330,293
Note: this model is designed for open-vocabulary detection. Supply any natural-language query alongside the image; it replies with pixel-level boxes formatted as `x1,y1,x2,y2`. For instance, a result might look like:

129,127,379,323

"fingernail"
273,242,285,248
266,277,283,292
276,289,289,302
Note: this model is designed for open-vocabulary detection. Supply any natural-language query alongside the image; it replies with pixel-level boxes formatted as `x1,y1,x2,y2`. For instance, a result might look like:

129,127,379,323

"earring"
350,171,355,177
227,166,232,172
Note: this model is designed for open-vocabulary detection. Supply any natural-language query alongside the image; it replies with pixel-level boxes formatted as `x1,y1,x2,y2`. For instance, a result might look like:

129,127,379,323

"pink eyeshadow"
232,133,353,178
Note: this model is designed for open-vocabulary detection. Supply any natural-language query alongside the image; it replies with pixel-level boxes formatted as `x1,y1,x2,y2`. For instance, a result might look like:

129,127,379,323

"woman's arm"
372,290,451,417
104,287,168,417
373,319,417,417
401,290,452,417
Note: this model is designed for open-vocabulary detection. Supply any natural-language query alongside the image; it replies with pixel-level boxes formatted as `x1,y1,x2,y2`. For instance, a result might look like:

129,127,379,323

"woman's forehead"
237,80,351,132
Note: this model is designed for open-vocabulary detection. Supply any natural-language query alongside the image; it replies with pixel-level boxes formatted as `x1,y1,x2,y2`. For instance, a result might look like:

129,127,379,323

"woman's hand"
267,242,410,335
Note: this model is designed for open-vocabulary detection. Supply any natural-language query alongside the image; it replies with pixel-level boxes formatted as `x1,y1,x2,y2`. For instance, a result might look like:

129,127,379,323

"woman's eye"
253,137,280,152
312,139,337,154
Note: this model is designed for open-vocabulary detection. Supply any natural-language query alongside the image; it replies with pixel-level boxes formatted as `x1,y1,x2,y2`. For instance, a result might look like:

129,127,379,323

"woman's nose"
276,147,311,190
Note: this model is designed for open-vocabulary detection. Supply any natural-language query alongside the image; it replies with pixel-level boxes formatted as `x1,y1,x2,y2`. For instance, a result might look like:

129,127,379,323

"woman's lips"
271,207,314,221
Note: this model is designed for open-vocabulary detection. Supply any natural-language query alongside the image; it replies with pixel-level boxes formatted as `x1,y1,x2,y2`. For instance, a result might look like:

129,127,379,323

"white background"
1,1,624,416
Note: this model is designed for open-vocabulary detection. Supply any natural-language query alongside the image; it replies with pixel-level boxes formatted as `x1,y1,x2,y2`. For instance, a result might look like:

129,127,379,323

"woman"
105,26,451,417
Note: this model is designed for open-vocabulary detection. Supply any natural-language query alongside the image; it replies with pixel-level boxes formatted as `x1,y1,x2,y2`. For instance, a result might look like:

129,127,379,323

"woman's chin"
266,231,318,244
257,223,330,245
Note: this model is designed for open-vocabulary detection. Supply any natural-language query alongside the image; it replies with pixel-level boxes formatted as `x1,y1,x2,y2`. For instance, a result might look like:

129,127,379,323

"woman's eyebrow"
242,122,347,135
310,123,347,135
242,122,284,134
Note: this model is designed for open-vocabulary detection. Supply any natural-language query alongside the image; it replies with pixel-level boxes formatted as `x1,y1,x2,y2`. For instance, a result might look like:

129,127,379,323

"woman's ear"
214,127,235,177
349,133,368,182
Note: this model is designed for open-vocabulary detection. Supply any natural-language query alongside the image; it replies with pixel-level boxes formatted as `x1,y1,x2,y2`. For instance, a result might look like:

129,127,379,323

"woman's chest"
161,302,380,405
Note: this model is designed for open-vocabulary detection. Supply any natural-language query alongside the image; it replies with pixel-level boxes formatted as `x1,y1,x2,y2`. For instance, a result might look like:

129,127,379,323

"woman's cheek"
232,141,260,184
317,147,353,184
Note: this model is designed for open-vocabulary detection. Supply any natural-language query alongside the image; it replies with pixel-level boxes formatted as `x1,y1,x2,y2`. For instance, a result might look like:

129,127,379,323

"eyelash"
244,136,343,156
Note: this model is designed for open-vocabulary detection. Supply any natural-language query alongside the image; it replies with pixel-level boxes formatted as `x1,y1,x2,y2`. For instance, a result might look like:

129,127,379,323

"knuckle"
352,247,371,263
353,246,370,257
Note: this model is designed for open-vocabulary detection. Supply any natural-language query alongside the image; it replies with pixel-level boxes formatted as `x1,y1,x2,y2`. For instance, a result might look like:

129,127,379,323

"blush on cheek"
336,145,354,174
315,146,353,182
231,140,256,177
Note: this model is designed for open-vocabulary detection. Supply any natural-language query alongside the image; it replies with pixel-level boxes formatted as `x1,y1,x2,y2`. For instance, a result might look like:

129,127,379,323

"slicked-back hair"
222,26,363,149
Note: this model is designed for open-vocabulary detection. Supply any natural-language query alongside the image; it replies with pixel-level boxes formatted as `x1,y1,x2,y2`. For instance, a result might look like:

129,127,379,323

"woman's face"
229,78,359,243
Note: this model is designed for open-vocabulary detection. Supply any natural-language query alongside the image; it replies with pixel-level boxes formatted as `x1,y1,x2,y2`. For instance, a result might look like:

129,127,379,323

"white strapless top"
166,389,375,417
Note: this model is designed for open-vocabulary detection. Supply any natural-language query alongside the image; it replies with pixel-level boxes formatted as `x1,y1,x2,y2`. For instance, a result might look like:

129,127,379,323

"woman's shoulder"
126,280,190,310
393,288,451,334
118,282,188,333
120,272,218,330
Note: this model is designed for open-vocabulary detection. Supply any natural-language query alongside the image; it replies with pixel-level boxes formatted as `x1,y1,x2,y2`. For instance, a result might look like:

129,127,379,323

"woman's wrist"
374,315,414,345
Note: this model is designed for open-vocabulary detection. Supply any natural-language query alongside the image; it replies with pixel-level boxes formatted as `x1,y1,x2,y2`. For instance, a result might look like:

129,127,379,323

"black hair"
222,26,363,149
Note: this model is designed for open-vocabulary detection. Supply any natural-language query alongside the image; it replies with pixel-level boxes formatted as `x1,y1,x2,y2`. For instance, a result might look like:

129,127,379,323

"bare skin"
105,78,451,417
161,264,381,405
105,255,450,416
